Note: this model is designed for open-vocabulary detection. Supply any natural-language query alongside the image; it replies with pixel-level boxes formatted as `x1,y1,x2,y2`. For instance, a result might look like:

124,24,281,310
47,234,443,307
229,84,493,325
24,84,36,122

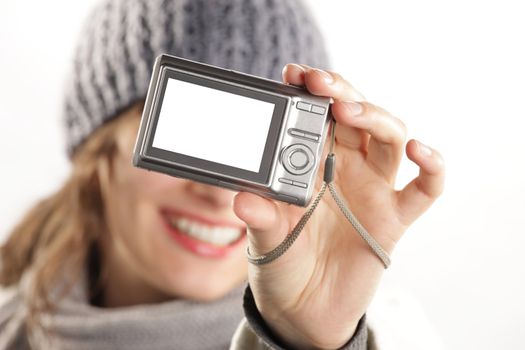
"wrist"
259,305,359,350
244,285,368,350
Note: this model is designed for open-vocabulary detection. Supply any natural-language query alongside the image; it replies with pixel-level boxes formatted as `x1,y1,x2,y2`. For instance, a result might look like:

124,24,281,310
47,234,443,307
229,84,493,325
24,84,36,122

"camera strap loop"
246,120,391,268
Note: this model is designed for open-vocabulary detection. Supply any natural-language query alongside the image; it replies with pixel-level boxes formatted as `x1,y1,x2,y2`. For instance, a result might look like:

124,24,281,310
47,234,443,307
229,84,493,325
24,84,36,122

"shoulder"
0,285,21,323
0,285,29,349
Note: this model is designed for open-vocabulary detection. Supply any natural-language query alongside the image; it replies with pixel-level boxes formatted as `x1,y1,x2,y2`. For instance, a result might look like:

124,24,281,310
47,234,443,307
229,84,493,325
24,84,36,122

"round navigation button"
289,149,309,169
281,144,315,175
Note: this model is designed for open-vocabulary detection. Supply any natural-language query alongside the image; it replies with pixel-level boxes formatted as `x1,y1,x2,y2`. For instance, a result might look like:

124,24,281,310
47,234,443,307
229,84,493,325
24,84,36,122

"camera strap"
246,120,391,268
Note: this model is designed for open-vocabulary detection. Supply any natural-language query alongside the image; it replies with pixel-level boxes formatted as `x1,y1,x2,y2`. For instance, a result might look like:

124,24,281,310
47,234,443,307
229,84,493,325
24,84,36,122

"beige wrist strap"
246,120,391,268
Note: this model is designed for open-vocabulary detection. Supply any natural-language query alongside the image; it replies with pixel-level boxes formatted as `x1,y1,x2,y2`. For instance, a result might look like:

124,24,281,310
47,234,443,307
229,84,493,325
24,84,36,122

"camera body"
133,54,331,206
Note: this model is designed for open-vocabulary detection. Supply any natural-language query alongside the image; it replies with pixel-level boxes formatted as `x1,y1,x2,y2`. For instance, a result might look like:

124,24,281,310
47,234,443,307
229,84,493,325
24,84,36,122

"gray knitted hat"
64,0,330,155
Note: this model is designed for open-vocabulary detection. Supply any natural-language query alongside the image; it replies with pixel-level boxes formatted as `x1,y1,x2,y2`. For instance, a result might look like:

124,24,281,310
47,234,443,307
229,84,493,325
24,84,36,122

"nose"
187,181,237,208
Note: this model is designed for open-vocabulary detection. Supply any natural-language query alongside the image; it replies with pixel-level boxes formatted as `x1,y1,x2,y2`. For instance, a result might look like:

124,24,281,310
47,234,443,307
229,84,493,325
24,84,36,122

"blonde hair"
0,103,141,312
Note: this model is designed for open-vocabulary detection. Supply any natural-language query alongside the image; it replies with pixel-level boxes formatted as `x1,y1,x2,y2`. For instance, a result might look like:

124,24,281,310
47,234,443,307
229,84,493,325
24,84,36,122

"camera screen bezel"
143,67,289,185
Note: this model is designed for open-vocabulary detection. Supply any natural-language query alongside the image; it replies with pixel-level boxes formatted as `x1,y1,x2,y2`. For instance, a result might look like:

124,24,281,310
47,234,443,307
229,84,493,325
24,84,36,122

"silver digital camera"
133,54,331,206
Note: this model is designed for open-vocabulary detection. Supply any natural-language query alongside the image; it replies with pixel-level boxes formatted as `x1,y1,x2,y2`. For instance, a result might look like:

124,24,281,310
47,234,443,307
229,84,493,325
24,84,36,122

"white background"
1,1,524,349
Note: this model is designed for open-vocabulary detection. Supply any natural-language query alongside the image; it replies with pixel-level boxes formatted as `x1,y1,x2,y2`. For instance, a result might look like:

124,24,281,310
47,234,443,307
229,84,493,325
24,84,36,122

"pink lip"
160,210,246,259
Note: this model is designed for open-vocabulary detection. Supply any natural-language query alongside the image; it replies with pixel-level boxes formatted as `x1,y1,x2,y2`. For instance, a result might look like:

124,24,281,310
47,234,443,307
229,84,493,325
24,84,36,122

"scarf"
0,269,245,350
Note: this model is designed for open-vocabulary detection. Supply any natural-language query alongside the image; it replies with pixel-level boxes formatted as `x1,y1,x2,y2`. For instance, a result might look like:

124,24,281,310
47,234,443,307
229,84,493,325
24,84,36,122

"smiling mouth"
164,213,245,247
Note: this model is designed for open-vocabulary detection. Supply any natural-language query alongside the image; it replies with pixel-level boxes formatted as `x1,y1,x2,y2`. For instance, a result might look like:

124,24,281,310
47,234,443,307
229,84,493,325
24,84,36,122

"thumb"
233,192,289,256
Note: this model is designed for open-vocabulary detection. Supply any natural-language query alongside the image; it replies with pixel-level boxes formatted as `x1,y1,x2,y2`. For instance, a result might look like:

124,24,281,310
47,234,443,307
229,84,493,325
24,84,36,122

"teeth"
169,217,242,246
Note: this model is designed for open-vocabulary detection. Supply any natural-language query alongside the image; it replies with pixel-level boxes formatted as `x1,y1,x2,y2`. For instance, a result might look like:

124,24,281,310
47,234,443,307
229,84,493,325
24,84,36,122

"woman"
0,0,445,349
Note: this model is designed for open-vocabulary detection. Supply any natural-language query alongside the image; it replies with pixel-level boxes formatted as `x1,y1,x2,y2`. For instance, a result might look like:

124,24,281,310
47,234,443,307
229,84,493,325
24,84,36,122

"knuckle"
429,149,446,175
431,182,445,199
331,71,346,84
433,148,445,163
416,178,443,200
328,71,365,101
365,103,407,144
394,117,408,140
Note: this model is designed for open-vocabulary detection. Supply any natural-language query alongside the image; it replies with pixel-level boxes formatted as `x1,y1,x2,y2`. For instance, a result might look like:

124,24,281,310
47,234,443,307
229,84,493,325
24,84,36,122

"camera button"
278,178,294,185
289,129,306,138
281,144,315,175
289,149,309,170
288,128,320,142
296,101,312,112
311,104,326,115
292,180,308,188
302,133,320,142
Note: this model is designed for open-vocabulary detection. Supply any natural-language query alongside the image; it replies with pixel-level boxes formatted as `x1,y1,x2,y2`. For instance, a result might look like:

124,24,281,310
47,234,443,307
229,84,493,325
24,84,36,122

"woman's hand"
233,64,445,349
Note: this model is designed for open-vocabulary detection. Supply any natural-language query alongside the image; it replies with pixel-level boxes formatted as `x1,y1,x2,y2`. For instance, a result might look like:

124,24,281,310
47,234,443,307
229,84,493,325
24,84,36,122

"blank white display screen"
152,78,275,173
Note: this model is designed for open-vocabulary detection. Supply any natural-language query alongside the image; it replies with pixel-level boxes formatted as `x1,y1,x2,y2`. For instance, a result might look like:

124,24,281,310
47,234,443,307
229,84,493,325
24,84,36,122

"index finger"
282,64,366,102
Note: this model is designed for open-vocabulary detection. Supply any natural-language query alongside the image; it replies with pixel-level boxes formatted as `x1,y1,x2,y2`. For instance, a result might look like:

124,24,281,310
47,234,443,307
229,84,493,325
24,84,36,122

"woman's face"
99,107,248,305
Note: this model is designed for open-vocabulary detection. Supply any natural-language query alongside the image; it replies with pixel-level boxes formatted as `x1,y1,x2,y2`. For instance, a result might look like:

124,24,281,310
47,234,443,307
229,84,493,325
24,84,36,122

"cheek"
108,160,184,247
114,157,187,213
105,152,248,299
115,119,185,199
127,164,181,194
104,156,182,261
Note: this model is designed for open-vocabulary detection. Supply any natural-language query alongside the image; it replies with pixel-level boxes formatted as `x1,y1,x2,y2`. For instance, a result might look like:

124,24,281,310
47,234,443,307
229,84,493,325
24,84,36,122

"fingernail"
282,63,305,77
417,141,433,157
290,63,306,73
314,68,334,84
343,101,363,116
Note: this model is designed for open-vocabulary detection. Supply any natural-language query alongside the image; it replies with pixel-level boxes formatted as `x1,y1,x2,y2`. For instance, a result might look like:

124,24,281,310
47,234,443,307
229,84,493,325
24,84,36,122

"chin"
152,255,246,302
167,276,246,302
